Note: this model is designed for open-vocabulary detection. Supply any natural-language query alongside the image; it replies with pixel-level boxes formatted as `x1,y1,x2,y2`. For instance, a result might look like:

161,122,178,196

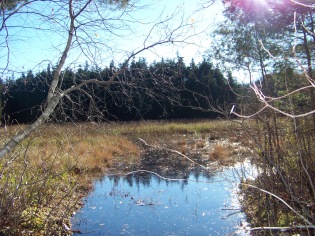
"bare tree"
227,0,315,120
0,0,208,158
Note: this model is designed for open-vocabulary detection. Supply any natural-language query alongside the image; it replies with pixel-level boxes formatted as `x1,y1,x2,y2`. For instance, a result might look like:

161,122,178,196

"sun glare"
232,0,269,14
253,0,267,6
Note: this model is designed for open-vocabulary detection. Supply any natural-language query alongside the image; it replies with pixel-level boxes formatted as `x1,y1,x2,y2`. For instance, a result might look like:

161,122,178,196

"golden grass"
207,141,245,166
208,143,228,161
0,119,244,179
17,127,141,176
72,135,140,174
0,119,245,177
105,119,236,135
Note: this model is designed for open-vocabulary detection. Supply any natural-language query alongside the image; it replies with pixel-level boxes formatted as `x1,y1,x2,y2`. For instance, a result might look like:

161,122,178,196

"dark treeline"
1,56,239,123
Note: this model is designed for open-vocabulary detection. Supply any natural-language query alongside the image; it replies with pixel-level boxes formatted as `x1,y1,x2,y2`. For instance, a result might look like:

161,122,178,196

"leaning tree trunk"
0,0,78,159
0,95,61,158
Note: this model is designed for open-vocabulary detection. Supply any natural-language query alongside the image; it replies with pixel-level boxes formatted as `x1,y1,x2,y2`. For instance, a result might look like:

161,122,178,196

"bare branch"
243,183,313,226
290,0,315,8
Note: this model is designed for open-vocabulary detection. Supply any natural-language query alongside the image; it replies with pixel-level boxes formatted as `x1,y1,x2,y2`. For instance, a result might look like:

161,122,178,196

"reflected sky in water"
72,165,250,235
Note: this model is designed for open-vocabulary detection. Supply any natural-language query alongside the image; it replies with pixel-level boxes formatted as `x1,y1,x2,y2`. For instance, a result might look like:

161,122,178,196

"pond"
71,160,253,235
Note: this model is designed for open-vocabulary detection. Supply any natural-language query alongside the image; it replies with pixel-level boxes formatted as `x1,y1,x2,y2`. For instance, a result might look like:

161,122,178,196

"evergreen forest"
0,57,239,123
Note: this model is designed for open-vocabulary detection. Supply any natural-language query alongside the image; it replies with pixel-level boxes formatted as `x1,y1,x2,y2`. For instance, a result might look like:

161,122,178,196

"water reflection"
72,164,250,235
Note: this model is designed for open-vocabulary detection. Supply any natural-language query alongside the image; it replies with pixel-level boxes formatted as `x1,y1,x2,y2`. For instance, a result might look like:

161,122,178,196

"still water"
72,162,251,235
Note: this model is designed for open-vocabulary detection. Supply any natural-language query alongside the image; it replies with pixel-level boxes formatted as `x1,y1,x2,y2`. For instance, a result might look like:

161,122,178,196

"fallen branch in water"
123,169,187,181
138,138,208,170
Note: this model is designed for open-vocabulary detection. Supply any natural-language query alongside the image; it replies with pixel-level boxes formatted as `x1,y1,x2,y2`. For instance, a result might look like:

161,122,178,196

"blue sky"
0,0,224,80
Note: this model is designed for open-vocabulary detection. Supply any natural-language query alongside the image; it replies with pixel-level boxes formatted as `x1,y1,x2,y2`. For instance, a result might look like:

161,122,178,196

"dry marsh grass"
72,135,140,174
22,125,141,176
208,143,234,165
209,143,227,161
107,119,236,136
0,123,141,234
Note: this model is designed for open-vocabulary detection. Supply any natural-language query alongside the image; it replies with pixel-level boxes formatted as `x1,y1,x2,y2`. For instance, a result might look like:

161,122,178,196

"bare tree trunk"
0,0,80,159
0,95,61,158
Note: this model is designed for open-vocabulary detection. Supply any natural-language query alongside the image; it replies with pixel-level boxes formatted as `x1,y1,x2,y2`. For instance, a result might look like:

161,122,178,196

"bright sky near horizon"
0,0,225,80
